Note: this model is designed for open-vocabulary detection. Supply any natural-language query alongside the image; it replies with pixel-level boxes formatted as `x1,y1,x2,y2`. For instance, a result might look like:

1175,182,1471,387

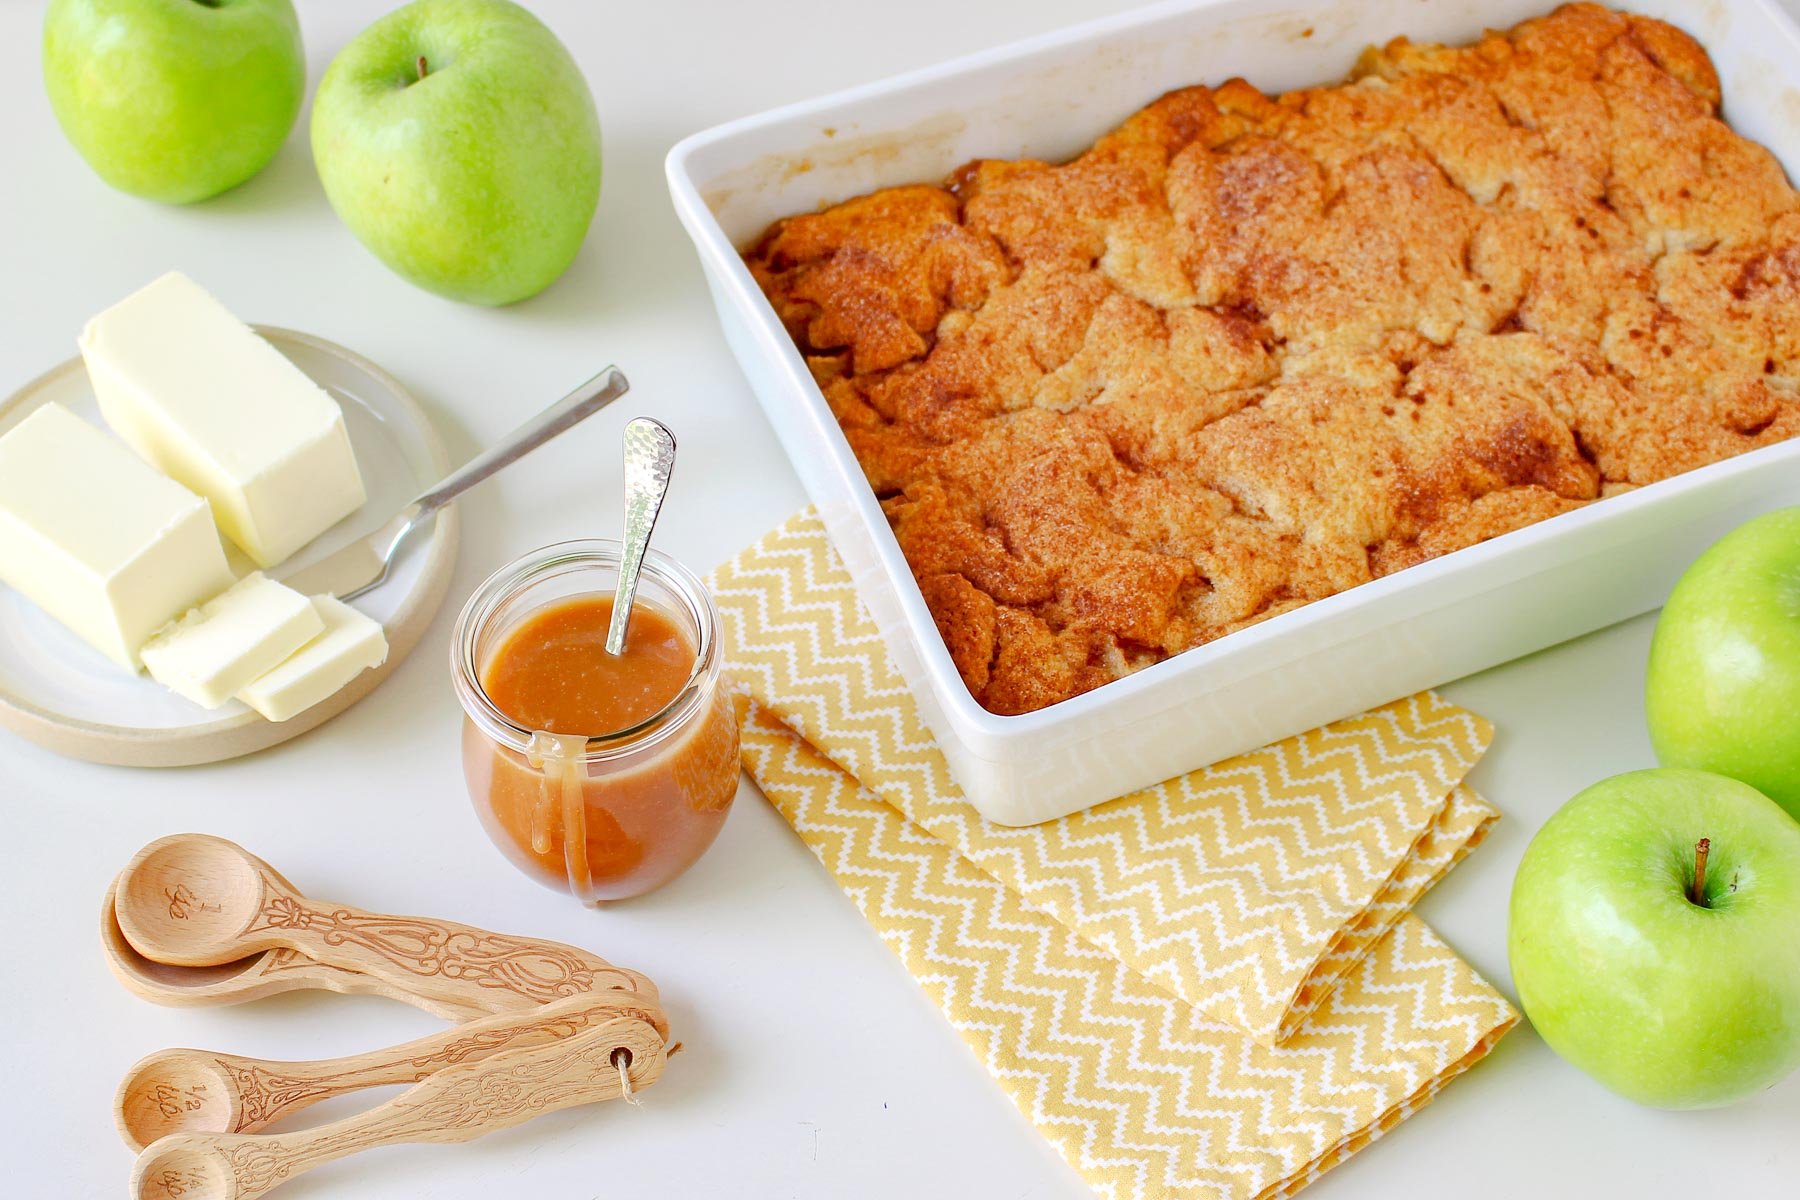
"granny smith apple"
42,0,304,204
310,0,602,306
1647,507,1800,822
1509,767,1800,1108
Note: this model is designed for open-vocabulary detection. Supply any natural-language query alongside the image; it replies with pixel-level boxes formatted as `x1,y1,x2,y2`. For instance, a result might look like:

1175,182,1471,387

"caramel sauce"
483,598,694,735
465,595,738,902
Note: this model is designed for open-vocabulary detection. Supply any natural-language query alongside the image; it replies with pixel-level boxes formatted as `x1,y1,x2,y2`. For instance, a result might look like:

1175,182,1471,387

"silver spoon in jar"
605,417,677,655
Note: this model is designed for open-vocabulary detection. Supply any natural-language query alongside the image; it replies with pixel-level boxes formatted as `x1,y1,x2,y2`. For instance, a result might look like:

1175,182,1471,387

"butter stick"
0,403,233,670
80,271,367,569
238,596,388,722
142,573,324,709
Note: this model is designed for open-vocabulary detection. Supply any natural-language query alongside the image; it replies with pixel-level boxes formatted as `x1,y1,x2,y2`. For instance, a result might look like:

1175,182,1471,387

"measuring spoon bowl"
116,834,267,966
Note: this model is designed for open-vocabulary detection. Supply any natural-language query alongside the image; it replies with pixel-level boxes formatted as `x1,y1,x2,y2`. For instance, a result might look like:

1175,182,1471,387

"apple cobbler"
745,3,1800,715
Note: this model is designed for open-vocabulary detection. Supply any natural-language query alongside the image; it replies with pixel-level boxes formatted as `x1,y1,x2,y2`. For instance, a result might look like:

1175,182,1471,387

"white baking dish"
668,0,1800,825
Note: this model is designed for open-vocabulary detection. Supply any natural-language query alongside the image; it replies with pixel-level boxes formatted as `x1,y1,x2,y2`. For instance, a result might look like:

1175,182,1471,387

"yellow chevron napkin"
711,512,1517,1200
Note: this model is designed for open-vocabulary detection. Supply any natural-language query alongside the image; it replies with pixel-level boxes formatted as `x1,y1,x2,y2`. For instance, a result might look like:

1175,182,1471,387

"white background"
2,0,1797,1196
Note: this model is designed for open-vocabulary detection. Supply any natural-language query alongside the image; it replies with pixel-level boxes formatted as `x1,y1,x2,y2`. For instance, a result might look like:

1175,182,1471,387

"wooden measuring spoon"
131,1015,666,1200
115,834,664,1025
103,876,491,1021
116,986,667,1151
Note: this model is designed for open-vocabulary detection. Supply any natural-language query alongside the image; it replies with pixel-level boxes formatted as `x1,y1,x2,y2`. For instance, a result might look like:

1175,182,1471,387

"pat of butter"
238,595,388,722
0,404,233,670
141,572,324,709
80,271,367,569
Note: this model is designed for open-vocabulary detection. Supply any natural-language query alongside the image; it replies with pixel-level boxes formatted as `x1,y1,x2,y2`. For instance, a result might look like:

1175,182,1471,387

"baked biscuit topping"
746,3,1800,715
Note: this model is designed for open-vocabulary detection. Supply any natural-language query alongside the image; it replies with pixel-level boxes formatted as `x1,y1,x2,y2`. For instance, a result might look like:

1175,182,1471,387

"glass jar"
451,540,739,902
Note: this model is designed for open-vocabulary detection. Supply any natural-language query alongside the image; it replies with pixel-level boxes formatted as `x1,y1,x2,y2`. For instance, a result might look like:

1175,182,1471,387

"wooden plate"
0,327,458,767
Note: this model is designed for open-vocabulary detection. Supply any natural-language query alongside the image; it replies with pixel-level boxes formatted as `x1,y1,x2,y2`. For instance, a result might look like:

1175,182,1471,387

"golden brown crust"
746,3,1800,715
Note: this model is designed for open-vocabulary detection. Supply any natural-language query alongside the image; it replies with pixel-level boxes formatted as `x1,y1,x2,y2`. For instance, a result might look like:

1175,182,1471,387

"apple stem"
416,55,429,81
1691,837,1711,907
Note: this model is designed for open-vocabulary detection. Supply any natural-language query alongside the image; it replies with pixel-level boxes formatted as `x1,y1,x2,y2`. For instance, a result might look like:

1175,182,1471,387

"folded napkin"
712,512,1517,1200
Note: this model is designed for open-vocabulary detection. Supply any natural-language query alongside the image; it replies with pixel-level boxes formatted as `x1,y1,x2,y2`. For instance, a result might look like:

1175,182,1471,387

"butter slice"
238,596,388,722
0,404,233,670
80,271,367,569
141,573,324,709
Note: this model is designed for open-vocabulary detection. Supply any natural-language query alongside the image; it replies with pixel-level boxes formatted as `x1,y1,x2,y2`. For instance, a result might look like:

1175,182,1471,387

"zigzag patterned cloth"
711,511,1517,1199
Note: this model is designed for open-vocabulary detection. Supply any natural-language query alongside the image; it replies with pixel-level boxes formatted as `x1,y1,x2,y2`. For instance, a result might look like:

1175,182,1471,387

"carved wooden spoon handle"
252,872,660,1017
131,1017,665,1200
119,988,664,1150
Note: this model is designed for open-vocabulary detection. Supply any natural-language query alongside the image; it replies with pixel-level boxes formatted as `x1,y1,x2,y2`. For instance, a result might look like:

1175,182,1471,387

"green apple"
42,0,304,204
1509,767,1800,1108
1647,506,1800,822
310,0,601,306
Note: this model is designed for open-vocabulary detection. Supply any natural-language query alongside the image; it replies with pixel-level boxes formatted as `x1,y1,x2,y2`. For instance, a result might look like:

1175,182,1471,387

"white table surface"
2,1,1797,1195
